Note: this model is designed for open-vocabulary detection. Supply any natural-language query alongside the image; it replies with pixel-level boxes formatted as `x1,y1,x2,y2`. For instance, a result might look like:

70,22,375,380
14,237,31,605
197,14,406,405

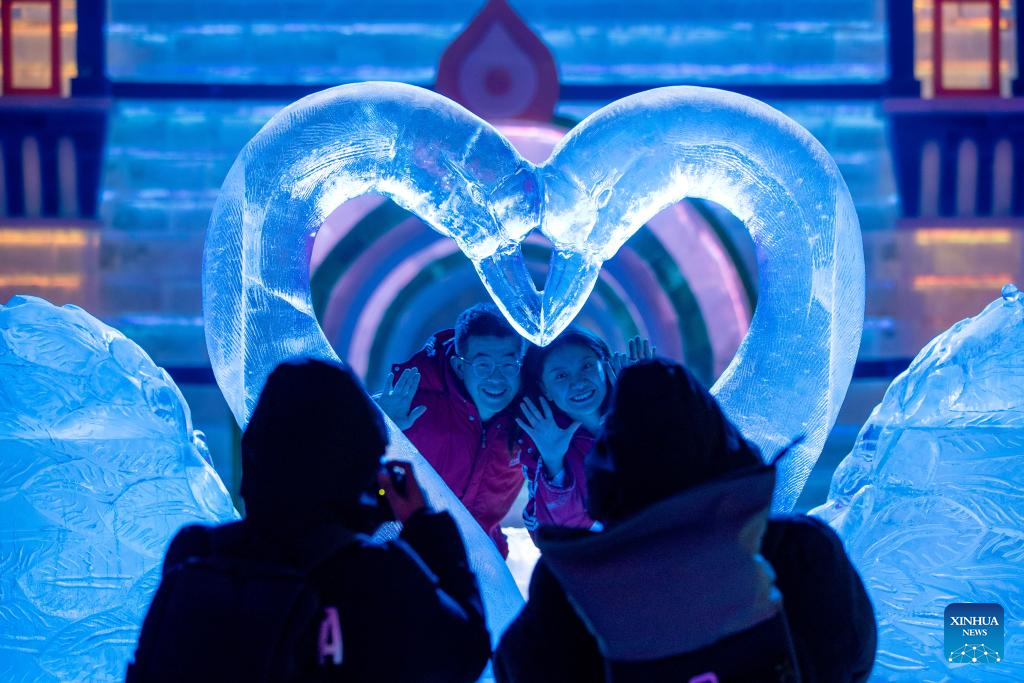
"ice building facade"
0,0,938,500
4,2,1023,507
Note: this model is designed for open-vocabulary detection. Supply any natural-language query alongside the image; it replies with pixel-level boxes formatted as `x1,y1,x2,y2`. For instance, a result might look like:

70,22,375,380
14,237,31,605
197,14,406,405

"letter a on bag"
319,607,343,665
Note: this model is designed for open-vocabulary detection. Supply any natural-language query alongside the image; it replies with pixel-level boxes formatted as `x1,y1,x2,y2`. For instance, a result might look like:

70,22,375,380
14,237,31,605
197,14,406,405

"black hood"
240,358,389,533
587,358,763,523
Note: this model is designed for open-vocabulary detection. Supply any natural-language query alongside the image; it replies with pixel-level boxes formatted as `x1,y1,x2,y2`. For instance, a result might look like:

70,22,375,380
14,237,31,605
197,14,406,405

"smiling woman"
516,327,619,536
539,345,606,429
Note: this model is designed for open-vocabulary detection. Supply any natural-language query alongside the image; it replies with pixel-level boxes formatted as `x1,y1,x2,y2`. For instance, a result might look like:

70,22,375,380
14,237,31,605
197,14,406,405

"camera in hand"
386,462,408,496
374,462,409,520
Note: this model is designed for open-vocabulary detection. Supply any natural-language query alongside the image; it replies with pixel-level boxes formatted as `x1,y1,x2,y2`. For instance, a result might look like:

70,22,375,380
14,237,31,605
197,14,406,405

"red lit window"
933,0,1002,96
2,0,61,95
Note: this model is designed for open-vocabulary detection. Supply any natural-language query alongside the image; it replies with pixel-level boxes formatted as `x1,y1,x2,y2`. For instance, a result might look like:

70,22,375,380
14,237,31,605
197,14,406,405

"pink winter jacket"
392,330,524,558
519,427,596,537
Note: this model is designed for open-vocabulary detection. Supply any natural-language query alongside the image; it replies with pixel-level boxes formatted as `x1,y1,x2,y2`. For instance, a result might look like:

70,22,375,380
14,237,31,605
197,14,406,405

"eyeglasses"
458,356,522,380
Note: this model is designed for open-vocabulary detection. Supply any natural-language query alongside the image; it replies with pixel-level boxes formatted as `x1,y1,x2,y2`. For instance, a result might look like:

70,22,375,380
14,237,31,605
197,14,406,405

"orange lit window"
0,225,98,305
914,0,1017,97
1,0,76,96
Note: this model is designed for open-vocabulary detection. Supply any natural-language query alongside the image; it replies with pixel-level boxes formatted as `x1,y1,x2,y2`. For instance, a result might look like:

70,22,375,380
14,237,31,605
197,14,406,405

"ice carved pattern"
0,295,238,682
814,289,1024,681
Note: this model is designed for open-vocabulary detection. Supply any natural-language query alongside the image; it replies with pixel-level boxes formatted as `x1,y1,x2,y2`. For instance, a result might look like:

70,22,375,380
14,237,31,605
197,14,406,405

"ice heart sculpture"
203,81,863,512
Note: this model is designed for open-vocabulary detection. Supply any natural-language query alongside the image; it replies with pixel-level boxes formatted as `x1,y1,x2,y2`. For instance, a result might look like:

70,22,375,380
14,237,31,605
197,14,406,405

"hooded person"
494,359,876,683
128,358,490,683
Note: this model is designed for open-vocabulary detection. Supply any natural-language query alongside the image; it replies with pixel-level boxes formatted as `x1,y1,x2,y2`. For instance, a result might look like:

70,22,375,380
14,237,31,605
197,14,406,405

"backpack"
126,523,358,683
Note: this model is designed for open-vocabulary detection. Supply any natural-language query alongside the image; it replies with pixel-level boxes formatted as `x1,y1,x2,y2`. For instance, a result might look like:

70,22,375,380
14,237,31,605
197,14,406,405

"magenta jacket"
519,427,596,537
392,330,524,557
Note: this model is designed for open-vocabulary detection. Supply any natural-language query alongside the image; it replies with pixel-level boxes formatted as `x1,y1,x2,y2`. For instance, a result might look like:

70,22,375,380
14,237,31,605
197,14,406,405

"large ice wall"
0,296,238,683
106,1,887,86
814,286,1024,681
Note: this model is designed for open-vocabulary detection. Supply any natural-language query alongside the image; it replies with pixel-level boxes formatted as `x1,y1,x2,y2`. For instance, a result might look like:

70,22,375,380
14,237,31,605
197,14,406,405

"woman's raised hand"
628,335,655,362
608,336,657,383
515,396,581,480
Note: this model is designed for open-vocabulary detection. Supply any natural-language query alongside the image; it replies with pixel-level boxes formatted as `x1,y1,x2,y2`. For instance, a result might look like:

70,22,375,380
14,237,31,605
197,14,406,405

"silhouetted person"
128,359,490,683
494,359,876,683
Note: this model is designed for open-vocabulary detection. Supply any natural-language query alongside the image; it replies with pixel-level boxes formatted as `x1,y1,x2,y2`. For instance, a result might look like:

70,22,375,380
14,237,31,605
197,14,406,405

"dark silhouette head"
240,358,389,531
586,358,762,523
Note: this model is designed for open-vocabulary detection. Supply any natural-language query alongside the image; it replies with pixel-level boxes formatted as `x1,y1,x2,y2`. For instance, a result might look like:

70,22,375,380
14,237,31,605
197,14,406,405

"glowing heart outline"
203,82,864,513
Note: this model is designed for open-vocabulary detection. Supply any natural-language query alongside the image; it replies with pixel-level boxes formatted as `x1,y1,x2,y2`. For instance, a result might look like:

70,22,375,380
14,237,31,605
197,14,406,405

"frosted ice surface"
377,422,526,649
813,287,1024,682
0,296,238,683
204,81,862,512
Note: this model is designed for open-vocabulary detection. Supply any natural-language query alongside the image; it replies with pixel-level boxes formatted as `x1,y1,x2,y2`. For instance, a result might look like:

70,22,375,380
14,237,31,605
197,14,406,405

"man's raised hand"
376,368,427,430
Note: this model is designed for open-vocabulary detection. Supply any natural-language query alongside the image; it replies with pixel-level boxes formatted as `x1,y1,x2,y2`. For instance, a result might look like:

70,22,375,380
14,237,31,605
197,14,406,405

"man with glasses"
378,303,526,557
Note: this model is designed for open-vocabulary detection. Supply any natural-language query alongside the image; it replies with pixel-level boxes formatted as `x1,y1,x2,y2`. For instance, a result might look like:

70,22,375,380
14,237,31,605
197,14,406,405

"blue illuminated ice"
204,81,862,512
372,422,526,650
813,286,1024,682
0,296,237,683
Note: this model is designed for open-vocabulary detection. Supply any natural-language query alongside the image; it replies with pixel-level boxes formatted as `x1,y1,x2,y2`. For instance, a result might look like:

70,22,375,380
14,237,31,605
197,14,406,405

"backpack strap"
203,522,364,576
294,525,362,573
